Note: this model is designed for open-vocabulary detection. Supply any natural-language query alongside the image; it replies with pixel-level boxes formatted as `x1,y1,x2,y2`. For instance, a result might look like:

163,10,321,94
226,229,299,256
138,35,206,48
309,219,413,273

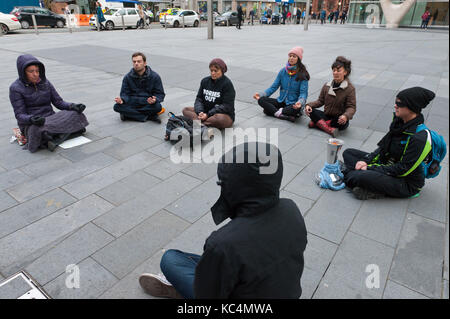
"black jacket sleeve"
194,81,206,114
194,244,239,298
207,81,235,118
151,73,165,103
368,131,430,177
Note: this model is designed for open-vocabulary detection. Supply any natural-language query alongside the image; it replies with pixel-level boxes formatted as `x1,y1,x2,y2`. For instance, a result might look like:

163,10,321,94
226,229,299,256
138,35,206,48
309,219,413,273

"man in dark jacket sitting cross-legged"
114,52,165,123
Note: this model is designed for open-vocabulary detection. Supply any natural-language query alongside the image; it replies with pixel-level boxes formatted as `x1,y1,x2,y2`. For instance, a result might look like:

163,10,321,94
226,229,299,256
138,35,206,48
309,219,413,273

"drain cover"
0,272,50,299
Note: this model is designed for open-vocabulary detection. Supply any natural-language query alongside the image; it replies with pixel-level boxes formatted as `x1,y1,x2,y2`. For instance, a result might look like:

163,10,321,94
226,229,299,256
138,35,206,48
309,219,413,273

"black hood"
211,142,283,225
16,54,46,84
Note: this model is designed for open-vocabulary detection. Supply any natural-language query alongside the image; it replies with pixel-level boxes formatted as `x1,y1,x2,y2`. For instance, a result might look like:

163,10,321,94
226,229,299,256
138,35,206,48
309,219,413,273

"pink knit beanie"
288,47,304,60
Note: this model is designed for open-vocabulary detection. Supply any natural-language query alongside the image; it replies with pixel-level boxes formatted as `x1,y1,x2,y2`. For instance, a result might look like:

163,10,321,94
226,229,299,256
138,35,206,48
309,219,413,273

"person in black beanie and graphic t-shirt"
342,87,436,200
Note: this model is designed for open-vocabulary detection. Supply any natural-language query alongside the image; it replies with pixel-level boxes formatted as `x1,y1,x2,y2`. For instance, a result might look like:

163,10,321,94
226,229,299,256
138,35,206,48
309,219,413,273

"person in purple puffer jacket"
9,54,89,152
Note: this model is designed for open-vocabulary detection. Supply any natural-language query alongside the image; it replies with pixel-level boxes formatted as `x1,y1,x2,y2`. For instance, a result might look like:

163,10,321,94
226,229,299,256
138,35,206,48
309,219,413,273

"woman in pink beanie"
253,46,309,122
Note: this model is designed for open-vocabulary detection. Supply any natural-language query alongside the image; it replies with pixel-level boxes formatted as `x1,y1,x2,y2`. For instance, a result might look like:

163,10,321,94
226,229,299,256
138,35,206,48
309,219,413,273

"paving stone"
6,153,118,203
93,172,202,237
389,213,446,299
444,210,449,282
165,178,220,223
0,276,31,299
181,162,218,181
0,195,114,271
383,280,429,299
0,169,31,191
350,198,409,248
43,258,118,299
300,267,323,299
284,167,325,201
303,233,338,275
408,167,448,223
18,156,73,179
99,250,165,299
0,142,52,170
305,190,363,244
314,276,375,299
0,191,18,214
284,134,327,166
103,135,161,160
279,190,314,216
144,158,192,180
443,280,449,299
96,171,162,206
280,161,304,189
316,232,395,299
0,189,77,239
58,137,125,162
25,223,114,286
62,152,159,199
92,210,189,279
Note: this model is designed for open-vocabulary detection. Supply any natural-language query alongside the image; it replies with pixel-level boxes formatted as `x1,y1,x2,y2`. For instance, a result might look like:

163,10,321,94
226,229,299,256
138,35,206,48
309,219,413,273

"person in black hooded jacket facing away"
138,142,308,299
182,58,235,129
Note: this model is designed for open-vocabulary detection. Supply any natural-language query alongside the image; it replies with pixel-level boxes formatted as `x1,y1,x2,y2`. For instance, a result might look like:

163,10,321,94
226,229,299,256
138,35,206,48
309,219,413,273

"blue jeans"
160,249,201,299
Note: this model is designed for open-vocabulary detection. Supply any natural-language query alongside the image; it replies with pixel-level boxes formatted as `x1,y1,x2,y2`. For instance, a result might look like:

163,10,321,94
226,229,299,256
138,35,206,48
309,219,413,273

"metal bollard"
121,15,125,31
97,16,100,31
182,15,185,28
32,14,38,35
164,15,167,29
66,14,72,33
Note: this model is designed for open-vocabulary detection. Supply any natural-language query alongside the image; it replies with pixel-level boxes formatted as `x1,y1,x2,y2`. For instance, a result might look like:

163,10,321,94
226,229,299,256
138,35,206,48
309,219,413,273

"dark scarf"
377,113,424,162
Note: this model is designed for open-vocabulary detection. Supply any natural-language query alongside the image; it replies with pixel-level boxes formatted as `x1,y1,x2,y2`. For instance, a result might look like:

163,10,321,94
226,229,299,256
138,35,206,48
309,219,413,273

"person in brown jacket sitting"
304,56,356,137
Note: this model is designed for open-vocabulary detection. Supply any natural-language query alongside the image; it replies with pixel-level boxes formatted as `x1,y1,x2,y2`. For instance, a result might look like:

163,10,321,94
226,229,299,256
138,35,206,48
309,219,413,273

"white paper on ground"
58,136,92,149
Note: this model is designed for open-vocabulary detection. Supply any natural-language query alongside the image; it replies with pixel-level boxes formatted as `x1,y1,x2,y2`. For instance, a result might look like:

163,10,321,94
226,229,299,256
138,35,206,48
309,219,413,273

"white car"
89,7,141,30
0,12,21,34
160,10,200,28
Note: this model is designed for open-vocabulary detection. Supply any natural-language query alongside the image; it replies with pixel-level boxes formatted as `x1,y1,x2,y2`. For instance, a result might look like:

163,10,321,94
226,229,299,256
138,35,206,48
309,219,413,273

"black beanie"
396,87,436,114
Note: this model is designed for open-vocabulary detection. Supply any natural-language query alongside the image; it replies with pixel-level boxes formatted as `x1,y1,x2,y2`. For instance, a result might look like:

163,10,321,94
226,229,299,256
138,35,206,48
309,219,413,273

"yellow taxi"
159,8,181,20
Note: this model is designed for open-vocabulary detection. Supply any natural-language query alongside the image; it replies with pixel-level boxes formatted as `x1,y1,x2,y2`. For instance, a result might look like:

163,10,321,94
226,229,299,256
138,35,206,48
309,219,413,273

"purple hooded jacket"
9,54,73,132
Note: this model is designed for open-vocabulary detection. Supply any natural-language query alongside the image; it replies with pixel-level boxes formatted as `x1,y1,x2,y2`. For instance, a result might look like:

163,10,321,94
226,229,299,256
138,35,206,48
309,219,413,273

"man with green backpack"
342,87,447,200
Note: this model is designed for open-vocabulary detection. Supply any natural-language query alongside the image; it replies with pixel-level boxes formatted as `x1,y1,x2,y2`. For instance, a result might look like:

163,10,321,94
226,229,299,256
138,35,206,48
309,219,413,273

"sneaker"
148,114,162,124
120,114,127,121
308,120,316,128
139,273,182,299
47,141,57,152
352,187,384,200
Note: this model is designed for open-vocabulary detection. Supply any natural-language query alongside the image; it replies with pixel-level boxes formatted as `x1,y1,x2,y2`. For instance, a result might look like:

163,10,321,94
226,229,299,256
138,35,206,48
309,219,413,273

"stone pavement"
0,24,448,299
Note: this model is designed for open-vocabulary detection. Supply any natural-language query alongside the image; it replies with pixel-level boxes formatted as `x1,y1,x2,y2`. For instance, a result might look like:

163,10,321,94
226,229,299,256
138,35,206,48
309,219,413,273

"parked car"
0,12,21,34
159,9,200,27
215,11,239,26
89,8,140,30
200,11,219,21
11,6,65,29
159,8,181,20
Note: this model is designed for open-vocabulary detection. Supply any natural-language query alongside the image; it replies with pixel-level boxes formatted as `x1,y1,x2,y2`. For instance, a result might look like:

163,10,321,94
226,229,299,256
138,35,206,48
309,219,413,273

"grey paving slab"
305,190,363,244
0,276,31,299
165,178,220,223
383,280,429,299
443,280,449,299
25,223,114,286
303,233,338,275
96,171,162,206
0,189,77,239
350,198,410,248
389,213,446,299
280,161,304,189
284,166,325,201
300,267,323,299
0,169,31,191
283,134,327,166
144,158,192,180
18,156,73,179
103,135,161,160
0,191,18,214
93,172,202,237
43,257,118,299
280,191,314,216
181,162,218,181
58,137,124,162
62,152,159,199
445,209,449,282
316,231,395,299
0,195,114,272
92,210,189,279
6,153,118,203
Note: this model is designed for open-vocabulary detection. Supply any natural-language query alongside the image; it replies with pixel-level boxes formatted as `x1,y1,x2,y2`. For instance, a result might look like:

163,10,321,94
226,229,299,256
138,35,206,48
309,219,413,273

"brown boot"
308,120,316,128
316,119,337,137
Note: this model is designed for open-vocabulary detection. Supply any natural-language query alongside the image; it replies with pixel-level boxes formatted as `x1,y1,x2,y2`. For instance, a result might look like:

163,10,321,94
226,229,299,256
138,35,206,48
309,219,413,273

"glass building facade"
347,0,449,27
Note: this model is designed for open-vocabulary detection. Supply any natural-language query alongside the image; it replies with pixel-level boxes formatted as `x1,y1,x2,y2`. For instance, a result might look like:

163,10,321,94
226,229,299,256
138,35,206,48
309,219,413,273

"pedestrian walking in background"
95,1,105,30
421,8,431,29
320,9,326,24
340,10,347,24
296,8,301,24
237,5,243,29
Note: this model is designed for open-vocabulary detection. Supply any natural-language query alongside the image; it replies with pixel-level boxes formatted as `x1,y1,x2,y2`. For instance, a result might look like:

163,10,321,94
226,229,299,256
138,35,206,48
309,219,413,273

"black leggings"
309,109,349,130
343,148,420,198
258,97,302,117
